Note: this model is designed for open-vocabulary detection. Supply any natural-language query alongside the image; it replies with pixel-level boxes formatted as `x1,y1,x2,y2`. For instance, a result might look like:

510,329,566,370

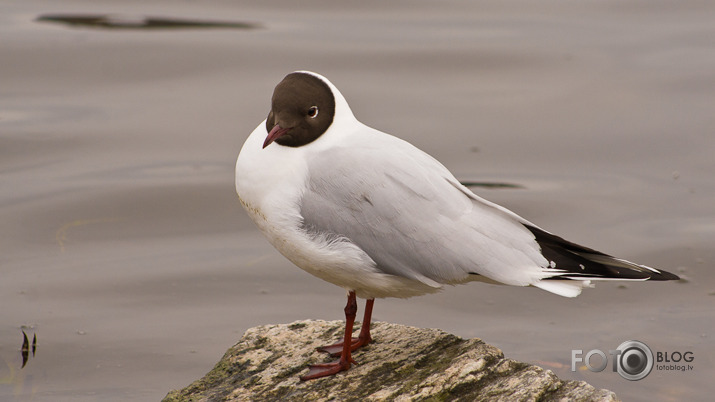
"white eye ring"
307,106,319,118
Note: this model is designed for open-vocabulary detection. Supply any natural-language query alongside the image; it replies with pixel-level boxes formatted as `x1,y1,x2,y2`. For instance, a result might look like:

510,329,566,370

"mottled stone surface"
163,320,618,401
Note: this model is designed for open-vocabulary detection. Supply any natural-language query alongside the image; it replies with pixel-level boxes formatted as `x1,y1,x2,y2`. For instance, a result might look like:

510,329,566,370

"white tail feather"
533,280,593,298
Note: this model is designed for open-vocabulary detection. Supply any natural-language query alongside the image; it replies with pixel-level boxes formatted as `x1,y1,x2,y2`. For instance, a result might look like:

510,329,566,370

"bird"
234,71,679,380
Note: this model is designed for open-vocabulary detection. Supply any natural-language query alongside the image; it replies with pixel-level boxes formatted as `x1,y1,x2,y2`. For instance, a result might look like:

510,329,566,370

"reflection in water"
20,330,37,369
35,14,260,30
460,181,524,190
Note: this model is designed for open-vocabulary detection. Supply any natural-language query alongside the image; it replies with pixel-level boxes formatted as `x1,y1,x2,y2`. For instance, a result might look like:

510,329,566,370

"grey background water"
1,0,713,400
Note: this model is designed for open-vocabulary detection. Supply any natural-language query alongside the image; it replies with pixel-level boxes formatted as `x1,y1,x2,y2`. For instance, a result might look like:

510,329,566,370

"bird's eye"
307,106,319,118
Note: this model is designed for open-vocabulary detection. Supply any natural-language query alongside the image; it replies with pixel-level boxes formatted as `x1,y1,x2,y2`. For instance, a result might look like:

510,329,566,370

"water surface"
1,1,714,401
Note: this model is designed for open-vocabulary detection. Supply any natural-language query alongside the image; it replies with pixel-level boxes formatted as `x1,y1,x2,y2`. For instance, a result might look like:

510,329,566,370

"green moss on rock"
163,320,618,402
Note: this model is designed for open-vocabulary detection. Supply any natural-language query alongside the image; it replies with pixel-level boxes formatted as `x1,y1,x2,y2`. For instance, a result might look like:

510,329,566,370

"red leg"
358,298,374,344
300,291,359,380
317,298,374,357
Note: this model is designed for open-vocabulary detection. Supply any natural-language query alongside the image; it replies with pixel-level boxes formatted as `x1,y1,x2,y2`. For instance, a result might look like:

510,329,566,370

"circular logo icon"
616,340,653,380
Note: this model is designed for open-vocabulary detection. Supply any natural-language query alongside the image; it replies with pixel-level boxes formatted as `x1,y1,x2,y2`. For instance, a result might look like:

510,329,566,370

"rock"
163,320,618,401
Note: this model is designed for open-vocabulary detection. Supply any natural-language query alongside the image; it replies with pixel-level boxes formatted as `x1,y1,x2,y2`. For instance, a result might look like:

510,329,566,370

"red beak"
263,125,291,149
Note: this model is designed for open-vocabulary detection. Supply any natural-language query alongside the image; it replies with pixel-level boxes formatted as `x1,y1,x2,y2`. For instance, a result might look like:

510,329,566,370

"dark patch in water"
21,330,37,368
35,14,260,30
460,181,524,189
21,331,29,368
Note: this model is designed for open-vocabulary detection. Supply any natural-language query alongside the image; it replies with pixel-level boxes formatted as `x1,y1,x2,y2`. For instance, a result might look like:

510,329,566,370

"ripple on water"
35,14,261,30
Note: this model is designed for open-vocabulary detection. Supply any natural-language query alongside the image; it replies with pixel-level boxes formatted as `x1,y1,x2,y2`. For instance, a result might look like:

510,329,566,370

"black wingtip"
525,225,680,282
647,269,680,281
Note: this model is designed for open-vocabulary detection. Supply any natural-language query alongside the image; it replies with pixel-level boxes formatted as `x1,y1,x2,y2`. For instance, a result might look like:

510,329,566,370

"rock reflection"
35,14,260,30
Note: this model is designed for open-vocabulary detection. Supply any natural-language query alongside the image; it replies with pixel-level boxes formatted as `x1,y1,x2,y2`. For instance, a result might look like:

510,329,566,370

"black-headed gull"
235,71,679,380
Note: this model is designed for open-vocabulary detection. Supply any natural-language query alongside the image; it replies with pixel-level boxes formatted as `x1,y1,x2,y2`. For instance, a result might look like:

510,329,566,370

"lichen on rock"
163,320,618,401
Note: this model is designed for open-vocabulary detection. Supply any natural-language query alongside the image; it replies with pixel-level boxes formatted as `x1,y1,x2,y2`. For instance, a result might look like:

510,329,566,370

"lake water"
1,0,713,400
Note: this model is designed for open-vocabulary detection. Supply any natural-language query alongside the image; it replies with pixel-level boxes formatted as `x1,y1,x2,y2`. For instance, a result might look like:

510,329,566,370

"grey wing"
300,143,547,288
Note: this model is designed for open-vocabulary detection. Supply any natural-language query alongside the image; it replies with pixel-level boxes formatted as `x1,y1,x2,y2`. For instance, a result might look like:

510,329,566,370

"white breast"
235,121,439,299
